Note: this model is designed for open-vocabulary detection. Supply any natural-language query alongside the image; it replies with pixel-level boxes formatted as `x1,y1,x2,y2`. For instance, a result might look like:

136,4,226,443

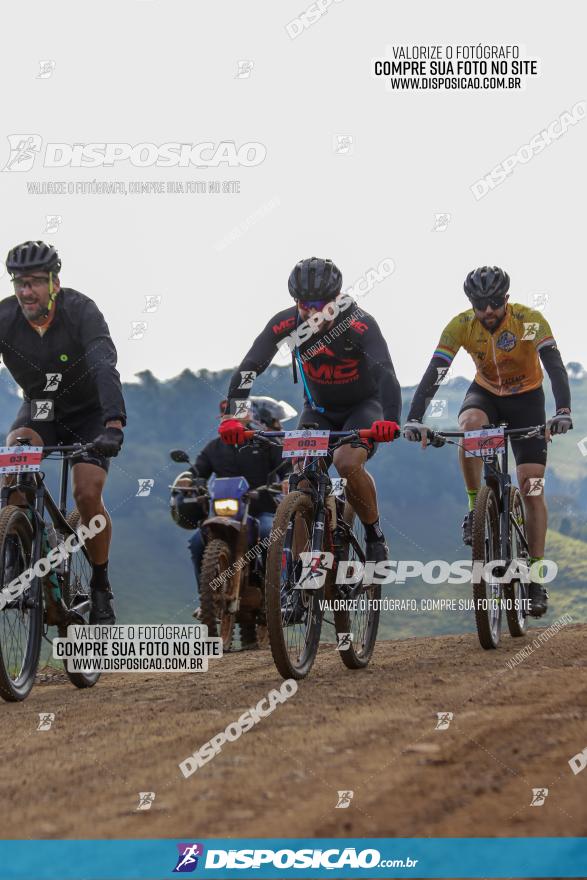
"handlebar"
426,424,547,448
242,428,385,442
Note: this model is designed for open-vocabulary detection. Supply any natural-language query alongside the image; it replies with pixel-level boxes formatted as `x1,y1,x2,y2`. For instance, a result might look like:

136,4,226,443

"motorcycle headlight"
214,498,239,516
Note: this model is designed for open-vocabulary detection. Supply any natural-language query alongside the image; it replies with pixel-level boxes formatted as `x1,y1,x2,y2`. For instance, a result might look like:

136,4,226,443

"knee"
73,482,103,512
334,448,364,480
459,409,486,431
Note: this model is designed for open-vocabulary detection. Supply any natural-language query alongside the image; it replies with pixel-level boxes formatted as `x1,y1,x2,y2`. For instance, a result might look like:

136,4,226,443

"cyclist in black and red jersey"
218,256,401,565
0,241,126,625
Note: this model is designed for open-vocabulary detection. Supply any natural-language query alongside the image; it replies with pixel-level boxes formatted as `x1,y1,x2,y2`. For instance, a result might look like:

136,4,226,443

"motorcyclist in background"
170,397,295,629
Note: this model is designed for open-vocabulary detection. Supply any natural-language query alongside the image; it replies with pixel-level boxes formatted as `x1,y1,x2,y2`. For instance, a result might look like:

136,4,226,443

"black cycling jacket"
0,288,126,425
227,302,401,422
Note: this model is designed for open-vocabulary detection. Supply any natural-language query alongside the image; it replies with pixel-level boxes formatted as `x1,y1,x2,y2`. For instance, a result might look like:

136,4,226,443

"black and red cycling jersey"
227,302,401,422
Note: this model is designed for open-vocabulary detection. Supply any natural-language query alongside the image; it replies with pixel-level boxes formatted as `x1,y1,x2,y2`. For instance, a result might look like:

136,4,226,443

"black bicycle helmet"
464,266,510,302
6,240,61,276
288,257,342,301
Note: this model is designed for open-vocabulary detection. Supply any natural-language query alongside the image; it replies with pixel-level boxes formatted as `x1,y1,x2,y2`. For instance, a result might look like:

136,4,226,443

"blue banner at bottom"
0,838,585,879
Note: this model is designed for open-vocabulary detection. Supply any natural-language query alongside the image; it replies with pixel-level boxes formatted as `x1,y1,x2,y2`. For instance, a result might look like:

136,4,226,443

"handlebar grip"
243,430,255,441
358,429,375,440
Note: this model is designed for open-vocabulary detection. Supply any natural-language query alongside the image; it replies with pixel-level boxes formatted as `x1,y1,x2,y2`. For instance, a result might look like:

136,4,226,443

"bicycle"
428,423,550,649
241,426,390,679
0,438,101,701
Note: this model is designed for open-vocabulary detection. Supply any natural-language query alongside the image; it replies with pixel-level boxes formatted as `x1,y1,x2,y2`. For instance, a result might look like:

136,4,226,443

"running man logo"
333,135,354,156
173,843,204,873
235,60,254,79
143,295,162,313
522,322,539,341
233,400,251,419
336,632,353,652
569,746,587,776
435,712,454,730
129,321,148,340
44,215,62,234
1,134,42,171
531,293,549,312
428,399,447,418
335,790,354,808
298,551,334,589
238,370,257,389
37,61,56,79
136,792,156,810
43,373,62,392
530,788,549,806
136,479,155,497
434,366,453,386
37,713,55,731
526,477,545,497
32,400,54,421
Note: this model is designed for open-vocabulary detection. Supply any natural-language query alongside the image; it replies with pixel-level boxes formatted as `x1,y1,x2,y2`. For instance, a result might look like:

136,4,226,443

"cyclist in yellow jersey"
404,266,572,618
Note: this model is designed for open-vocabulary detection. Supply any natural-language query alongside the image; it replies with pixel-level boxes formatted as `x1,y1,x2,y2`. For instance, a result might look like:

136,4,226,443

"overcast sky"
2,0,585,387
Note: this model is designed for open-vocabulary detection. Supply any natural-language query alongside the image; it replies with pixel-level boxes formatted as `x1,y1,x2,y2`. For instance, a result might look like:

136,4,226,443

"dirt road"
0,624,585,840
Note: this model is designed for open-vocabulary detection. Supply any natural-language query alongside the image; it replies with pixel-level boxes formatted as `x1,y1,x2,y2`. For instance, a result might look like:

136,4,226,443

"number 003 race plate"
282,430,330,458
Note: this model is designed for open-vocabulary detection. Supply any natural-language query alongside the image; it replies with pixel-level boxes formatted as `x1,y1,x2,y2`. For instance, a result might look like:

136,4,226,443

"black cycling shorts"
297,398,383,459
9,403,110,472
459,381,547,466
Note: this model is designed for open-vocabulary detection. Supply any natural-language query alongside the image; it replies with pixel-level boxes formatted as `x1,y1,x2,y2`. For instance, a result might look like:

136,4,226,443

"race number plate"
463,427,505,458
282,430,330,458
0,446,43,474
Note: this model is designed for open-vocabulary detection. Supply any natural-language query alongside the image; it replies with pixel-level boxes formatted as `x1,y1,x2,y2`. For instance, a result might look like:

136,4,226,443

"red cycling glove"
370,420,400,442
218,419,246,445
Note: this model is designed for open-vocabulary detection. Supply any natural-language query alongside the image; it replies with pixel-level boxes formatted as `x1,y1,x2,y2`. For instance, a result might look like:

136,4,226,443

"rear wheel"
504,487,529,638
58,509,100,689
334,514,381,669
0,506,41,702
472,486,502,649
265,491,323,680
199,539,235,651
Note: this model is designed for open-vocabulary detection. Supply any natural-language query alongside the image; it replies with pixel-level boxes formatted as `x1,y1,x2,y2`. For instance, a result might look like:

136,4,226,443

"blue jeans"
188,512,274,598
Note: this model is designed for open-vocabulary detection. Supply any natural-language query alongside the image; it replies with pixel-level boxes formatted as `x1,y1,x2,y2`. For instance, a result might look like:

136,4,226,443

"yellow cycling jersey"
434,303,556,396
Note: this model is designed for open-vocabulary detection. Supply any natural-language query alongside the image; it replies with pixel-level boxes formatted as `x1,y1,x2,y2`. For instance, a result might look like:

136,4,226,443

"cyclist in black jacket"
1,241,126,625
219,257,401,564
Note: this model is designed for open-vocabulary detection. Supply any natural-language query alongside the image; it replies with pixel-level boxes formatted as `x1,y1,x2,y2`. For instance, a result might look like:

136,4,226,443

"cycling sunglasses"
297,299,330,311
469,295,506,311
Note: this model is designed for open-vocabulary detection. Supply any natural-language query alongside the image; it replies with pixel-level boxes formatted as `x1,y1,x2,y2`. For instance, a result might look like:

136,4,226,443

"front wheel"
333,514,381,669
504,487,529,638
199,538,236,651
0,505,41,702
265,491,323,680
58,509,100,689
472,486,502,649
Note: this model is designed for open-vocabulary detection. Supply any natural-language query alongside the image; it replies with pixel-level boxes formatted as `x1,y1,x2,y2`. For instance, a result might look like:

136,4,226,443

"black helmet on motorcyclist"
288,257,342,303
169,471,208,530
464,266,510,308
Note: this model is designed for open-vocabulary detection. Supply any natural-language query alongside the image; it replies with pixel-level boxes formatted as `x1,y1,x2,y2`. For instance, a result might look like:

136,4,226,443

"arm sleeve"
226,310,295,410
407,316,463,421
539,345,571,411
362,319,402,422
192,446,214,479
78,299,127,426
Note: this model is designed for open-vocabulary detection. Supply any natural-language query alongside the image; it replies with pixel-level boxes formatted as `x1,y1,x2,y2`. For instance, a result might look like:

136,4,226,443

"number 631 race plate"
282,430,330,458
0,446,43,474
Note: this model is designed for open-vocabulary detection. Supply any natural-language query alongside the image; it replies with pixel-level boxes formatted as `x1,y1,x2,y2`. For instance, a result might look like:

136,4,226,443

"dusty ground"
0,624,585,843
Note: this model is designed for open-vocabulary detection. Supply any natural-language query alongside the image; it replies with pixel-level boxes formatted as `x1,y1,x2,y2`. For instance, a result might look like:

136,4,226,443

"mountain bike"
428,423,548,649
0,439,100,701
242,426,390,679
